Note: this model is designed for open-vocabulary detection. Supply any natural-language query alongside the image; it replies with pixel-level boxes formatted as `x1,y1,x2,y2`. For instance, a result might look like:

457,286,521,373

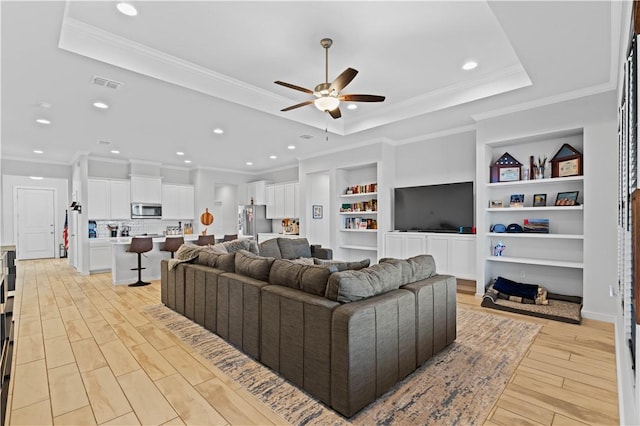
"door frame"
14,186,59,259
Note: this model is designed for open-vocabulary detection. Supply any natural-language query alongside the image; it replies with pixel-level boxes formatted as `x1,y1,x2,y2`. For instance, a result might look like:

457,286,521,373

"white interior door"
17,188,56,260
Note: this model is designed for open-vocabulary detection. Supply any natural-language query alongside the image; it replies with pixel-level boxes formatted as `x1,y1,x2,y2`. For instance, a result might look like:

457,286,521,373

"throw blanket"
490,277,548,305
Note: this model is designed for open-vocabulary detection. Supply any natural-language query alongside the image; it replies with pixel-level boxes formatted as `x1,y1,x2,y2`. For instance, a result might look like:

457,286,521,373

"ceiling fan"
275,38,385,119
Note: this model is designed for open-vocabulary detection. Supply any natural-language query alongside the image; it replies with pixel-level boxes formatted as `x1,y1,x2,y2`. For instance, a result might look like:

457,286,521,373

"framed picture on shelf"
509,194,525,208
533,193,547,207
312,205,323,219
489,200,503,208
551,143,583,178
555,191,579,206
490,152,523,183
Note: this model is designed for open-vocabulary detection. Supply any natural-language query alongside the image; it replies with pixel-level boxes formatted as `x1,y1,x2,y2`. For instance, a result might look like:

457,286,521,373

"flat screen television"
394,181,474,232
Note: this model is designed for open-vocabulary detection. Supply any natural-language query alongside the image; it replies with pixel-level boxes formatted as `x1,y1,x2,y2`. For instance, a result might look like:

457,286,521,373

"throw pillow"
258,238,282,258
379,255,436,285
234,250,275,281
221,238,251,253
277,238,311,259
314,258,370,272
168,243,201,271
325,262,402,303
290,257,315,265
269,258,337,296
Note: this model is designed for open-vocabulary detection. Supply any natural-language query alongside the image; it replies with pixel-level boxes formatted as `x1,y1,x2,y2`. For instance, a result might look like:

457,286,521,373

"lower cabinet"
384,232,476,280
89,241,112,272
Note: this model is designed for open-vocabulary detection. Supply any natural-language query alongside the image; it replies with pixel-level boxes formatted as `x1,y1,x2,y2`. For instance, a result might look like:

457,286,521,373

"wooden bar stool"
223,234,237,242
196,235,215,246
127,237,153,287
162,236,184,258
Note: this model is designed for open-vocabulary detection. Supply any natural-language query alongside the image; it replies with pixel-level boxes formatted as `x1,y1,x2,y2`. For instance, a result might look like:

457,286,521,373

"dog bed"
482,289,583,324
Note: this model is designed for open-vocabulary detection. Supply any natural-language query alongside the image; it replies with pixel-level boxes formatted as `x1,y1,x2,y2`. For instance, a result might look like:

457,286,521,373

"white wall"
305,171,330,247
394,130,476,188
1,175,69,255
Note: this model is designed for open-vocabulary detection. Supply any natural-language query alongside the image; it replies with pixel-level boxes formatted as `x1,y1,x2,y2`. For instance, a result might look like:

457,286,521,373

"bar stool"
162,236,184,258
196,235,215,246
223,234,237,242
127,237,153,287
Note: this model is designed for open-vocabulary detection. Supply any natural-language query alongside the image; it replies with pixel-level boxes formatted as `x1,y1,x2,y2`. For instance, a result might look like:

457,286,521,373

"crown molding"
392,124,477,147
1,155,73,167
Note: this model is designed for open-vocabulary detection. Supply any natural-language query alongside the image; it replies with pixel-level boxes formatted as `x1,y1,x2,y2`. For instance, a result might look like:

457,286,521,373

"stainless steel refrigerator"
238,205,271,239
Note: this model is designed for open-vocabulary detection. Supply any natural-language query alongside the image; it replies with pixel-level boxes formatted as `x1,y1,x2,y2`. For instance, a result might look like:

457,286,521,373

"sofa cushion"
195,250,236,272
221,238,259,254
379,255,436,286
314,258,370,272
259,238,282,258
269,258,337,296
278,238,312,259
325,262,402,303
235,250,275,281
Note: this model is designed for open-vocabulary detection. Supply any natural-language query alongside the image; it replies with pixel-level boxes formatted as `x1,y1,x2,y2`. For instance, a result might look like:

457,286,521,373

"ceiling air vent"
299,134,314,140
91,75,123,90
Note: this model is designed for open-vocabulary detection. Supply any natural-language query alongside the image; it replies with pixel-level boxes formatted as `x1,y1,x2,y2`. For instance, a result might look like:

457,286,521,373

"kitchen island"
110,235,198,285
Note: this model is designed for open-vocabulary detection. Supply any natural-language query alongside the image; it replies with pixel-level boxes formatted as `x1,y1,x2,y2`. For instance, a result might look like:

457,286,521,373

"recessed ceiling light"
288,145,296,150
269,155,277,159
36,118,51,125
213,128,224,134
176,151,185,156
116,2,138,16
347,104,358,110
462,61,478,71
246,162,253,166
93,101,109,109
33,150,44,154
110,150,120,154
184,160,192,164
29,176,43,180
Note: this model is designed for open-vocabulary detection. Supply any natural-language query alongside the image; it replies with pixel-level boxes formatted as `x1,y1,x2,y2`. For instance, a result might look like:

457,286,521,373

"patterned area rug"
145,305,541,425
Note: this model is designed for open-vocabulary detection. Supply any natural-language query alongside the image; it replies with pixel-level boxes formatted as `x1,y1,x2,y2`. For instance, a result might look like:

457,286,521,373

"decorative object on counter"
127,237,153,286
509,194,524,208
200,208,214,235
89,220,97,238
161,236,184,258
489,200,503,208
555,191,580,206
166,226,182,235
196,234,216,246
121,226,130,237
183,223,193,234
281,218,299,234
523,219,550,233
312,205,323,219
551,143,583,178
493,240,506,256
490,152,521,183
344,182,377,194
107,223,118,237
533,193,547,207
531,155,547,180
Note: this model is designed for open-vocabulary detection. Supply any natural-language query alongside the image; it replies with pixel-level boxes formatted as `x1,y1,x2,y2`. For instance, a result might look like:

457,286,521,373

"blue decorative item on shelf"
493,240,506,256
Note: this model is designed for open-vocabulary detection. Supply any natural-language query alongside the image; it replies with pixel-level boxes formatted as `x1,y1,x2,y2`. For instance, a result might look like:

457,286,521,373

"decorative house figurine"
550,143,583,178
493,240,506,256
490,152,522,183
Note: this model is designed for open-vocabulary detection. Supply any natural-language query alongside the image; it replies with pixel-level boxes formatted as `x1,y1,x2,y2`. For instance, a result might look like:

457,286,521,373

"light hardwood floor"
6,259,619,425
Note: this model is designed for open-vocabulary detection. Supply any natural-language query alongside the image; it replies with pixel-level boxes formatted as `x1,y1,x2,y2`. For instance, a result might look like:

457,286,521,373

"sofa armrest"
310,244,333,260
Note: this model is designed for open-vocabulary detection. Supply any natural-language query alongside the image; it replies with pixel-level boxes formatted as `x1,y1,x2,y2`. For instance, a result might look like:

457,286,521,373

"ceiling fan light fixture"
314,96,340,112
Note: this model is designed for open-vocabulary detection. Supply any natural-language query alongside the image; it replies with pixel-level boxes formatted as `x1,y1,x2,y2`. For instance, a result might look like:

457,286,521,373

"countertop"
90,235,199,245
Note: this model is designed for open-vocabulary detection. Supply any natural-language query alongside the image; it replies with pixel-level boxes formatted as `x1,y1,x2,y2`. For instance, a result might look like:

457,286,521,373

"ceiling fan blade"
274,81,314,95
328,107,342,119
339,94,386,102
281,100,314,112
329,68,358,93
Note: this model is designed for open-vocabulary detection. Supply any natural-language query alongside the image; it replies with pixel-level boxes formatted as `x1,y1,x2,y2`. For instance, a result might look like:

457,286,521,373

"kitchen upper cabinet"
88,179,130,220
162,184,194,220
274,185,285,218
130,176,162,204
247,180,269,205
266,185,276,218
88,180,109,219
284,183,296,218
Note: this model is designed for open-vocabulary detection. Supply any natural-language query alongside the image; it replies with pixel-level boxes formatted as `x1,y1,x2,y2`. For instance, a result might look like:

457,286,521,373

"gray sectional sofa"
160,237,456,417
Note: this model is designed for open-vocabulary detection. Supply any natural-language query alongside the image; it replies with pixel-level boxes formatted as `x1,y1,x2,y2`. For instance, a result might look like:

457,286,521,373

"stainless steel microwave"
131,203,162,219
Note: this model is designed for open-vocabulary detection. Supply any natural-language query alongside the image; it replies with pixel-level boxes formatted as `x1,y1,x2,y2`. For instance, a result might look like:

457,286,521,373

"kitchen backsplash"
92,219,188,238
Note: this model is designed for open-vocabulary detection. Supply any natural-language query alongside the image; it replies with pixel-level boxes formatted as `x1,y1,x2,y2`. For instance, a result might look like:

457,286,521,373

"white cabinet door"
247,180,268,205
274,185,285,218
162,185,181,219
179,185,195,220
404,234,427,258
90,242,112,271
131,176,162,203
110,181,130,219
449,237,476,279
88,179,110,219
294,182,300,218
426,236,449,274
384,233,405,258
284,183,296,218
266,185,275,218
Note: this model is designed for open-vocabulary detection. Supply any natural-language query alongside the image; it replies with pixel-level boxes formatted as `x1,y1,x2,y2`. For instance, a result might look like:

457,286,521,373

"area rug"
145,305,541,425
